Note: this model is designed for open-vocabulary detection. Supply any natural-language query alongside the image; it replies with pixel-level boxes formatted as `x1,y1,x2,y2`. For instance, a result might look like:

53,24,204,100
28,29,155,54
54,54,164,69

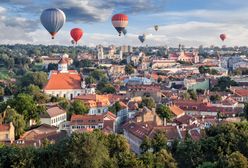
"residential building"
15,124,66,147
74,94,111,115
0,122,15,143
184,78,210,91
40,105,67,127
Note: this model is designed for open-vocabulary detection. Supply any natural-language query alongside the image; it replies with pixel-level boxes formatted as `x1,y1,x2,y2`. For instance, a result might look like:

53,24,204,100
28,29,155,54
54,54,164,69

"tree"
188,90,197,100
140,136,152,153
152,131,167,153
210,94,221,103
212,77,238,91
108,101,122,114
85,76,96,85
140,97,156,110
197,162,216,168
156,104,173,120
199,66,210,74
96,82,116,94
244,102,248,120
90,69,106,81
226,151,248,168
47,63,58,71
68,100,89,120
8,93,39,122
154,149,177,168
4,108,26,138
125,65,134,75
20,72,48,89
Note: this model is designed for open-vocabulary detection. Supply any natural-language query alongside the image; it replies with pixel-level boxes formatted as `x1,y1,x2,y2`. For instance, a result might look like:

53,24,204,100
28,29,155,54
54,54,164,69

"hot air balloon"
138,34,146,43
70,28,83,44
154,25,159,31
220,34,226,41
40,8,66,39
112,13,128,36
123,28,127,36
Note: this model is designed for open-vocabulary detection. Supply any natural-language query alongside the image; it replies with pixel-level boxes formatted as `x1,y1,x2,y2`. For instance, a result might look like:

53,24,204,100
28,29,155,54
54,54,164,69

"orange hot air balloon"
220,34,226,41
70,28,83,44
112,13,128,36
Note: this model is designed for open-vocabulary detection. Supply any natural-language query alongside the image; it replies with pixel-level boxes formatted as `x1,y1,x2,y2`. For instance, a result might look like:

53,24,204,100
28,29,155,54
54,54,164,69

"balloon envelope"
123,28,127,36
154,25,159,31
138,34,146,43
40,8,66,39
70,28,83,44
112,13,128,36
220,34,226,41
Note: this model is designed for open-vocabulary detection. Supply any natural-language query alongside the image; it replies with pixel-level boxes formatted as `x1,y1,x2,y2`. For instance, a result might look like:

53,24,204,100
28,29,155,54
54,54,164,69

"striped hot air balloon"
112,13,128,36
40,8,66,39
70,28,83,44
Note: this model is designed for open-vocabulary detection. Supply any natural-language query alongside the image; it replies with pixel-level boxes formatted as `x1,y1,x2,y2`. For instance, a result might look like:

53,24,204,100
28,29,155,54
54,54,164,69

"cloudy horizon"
0,0,247,47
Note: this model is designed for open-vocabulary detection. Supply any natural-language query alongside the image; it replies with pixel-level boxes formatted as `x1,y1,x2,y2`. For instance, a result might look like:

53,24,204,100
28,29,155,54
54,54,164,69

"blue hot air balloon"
138,34,146,43
40,8,66,39
123,28,127,36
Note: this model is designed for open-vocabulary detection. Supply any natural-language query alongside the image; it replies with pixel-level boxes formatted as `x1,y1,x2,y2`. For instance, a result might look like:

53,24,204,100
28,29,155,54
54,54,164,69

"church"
44,54,86,100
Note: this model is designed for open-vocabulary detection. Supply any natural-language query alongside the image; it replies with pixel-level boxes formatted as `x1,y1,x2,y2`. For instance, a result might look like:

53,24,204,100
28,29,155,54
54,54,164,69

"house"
41,54,73,69
126,84,161,103
40,105,67,127
151,59,178,69
168,104,185,119
0,122,15,143
67,112,116,134
230,86,248,102
109,65,125,76
15,124,66,147
123,107,183,154
44,56,86,100
74,94,111,115
184,78,210,91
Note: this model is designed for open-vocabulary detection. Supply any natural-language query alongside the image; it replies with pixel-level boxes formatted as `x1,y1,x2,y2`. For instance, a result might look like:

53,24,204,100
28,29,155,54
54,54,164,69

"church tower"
58,57,68,73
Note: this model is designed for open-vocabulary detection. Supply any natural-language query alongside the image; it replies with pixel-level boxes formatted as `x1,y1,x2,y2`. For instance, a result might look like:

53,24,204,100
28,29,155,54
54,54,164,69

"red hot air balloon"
220,34,226,41
112,13,128,36
70,28,83,44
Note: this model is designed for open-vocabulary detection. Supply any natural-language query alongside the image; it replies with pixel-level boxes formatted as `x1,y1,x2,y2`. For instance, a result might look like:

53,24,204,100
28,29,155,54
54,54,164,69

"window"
5,134,8,139
64,94,66,98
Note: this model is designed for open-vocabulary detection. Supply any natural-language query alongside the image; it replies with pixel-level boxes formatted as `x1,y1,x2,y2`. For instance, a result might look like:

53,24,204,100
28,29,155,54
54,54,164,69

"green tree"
156,104,173,120
197,162,216,168
85,76,96,85
8,93,39,122
140,97,156,109
140,136,152,153
125,65,134,75
226,151,248,168
154,149,177,168
152,131,167,153
90,69,106,81
68,100,89,120
20,72,48,89
244,102,248,120
4,108,26,138
108,101,122,114
210,94,221,103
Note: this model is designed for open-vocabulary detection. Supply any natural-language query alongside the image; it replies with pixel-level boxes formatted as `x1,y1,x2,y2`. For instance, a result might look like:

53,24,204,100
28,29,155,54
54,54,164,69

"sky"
0,0,247,47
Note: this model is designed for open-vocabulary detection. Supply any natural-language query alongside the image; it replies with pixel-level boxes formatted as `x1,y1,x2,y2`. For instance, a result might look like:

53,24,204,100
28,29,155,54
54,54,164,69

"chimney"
163,118,167,126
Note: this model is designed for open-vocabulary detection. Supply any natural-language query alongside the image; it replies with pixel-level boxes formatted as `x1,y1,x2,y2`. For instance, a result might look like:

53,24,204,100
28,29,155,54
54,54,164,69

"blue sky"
0,0,247,47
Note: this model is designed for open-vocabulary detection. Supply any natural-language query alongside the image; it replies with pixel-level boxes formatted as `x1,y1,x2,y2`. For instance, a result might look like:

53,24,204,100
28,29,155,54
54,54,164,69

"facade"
40,105,67,127
152,59,178,69
74,94,111,115
126,84,162,103
44,57,86,100
0,122,15,143
65,112,116,134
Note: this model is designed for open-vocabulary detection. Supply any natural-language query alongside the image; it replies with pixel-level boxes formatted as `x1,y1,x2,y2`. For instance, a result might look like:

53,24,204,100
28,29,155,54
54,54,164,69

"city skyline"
0,0,247,47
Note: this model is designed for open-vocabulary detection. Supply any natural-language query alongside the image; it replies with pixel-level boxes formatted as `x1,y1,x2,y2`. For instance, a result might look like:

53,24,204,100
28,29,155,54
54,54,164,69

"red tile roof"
44,71,82,90
70,114,103,125
0,124,10,132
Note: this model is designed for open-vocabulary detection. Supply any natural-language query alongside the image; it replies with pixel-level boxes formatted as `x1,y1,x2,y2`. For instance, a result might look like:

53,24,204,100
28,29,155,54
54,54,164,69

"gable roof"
44,71,82,90
169,105,185,117
41,106,66,118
